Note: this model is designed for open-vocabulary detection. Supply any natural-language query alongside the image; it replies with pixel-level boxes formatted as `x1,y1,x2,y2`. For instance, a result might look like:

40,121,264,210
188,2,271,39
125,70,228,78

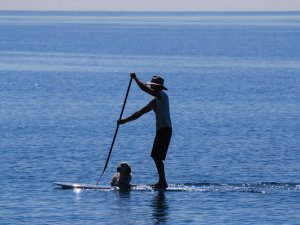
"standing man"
118,73,172,189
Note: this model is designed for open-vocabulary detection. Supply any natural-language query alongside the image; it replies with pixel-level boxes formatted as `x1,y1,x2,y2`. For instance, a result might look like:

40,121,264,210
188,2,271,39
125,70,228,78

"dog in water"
111,162,132,190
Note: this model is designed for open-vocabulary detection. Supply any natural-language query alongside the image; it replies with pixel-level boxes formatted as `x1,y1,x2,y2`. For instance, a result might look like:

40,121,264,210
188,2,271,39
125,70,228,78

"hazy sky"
0,0,300,11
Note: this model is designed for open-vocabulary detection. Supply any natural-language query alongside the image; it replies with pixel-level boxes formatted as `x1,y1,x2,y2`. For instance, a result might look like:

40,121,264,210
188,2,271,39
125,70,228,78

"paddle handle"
119,77,133,121
97,77,133,185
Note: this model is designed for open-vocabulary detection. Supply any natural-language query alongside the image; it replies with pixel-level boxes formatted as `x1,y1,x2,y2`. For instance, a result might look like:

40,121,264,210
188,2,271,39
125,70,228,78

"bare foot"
152,183,168,189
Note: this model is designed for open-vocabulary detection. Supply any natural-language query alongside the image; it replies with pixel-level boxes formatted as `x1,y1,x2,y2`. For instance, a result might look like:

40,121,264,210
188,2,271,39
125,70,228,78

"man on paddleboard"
118,73,172,189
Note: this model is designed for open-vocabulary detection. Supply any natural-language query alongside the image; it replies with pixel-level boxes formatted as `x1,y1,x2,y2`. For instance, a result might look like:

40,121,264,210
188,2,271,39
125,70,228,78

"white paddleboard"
54,182,170,191
54,182,112,190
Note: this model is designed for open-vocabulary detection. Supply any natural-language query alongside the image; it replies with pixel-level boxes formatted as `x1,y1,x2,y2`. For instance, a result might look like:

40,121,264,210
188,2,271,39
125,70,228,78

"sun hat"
145,76,168,90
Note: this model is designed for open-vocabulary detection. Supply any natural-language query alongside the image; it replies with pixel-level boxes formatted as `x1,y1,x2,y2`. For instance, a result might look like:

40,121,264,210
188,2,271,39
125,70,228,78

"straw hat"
146,76,168,90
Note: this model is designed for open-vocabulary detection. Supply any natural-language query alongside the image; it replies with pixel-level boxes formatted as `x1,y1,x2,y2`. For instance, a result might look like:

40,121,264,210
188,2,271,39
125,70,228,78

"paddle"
96,77,133,185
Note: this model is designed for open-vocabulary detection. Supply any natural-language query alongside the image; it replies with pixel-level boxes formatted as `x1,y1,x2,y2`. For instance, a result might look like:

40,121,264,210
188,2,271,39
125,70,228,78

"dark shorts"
151,127,172,160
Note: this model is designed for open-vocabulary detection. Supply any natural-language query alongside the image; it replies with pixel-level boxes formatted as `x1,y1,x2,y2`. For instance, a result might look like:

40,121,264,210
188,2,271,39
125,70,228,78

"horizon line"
1,9,300,13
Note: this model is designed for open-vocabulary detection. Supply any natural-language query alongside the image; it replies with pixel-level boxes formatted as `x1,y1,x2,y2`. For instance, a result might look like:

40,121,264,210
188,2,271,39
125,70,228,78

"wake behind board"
54,182,112,190
55,182,300,192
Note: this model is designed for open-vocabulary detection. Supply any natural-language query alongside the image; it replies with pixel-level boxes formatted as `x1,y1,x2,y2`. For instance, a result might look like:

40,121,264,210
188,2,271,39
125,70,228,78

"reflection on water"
73,188,83,201
116,189,132,199
152,191,169,224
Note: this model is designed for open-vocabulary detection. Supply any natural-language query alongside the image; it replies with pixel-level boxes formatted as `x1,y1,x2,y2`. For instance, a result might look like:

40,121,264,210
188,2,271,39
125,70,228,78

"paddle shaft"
97,77,133,185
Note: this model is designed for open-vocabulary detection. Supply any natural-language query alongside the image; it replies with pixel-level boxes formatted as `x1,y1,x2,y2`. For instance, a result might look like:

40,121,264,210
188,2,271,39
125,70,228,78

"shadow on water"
151,191,169,224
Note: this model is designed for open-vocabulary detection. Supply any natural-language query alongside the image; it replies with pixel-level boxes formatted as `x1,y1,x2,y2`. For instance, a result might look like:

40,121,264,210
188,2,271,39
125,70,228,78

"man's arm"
118,100,154,125
130,73,160,98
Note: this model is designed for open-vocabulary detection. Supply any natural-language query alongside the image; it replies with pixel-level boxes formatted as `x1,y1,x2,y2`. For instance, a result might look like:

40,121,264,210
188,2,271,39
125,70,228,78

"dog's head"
117,162,132,174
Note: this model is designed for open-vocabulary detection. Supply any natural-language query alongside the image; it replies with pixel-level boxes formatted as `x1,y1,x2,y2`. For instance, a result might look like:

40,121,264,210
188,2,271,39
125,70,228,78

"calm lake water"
0,11,299,224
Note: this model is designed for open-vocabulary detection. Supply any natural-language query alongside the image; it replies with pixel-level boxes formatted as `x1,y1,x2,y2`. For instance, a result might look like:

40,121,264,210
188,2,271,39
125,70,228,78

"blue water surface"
0,11,300,224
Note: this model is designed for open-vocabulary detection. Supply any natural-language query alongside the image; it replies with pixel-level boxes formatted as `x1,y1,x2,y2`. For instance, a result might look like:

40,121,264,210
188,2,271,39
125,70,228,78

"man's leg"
153,158,168,188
